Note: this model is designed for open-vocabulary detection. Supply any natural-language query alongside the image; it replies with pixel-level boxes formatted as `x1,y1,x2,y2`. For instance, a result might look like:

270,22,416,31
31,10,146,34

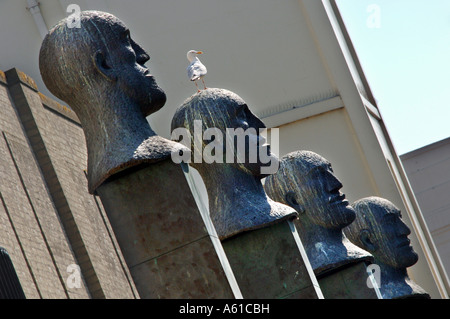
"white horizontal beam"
261,95,344,128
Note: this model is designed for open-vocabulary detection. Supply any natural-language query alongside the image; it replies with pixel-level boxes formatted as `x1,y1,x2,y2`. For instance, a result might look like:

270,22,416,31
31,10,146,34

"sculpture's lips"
397,238,411,248
144,68,153,78
246,133,268,147
329,193,348,205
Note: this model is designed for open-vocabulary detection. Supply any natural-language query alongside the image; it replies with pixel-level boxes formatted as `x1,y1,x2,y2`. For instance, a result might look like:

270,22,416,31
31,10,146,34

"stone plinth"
318,261,381,299
96,159,235,299
222,220,323,299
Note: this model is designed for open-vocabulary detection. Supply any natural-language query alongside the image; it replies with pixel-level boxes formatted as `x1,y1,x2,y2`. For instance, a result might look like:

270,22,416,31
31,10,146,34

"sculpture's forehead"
191,89,247,119
373,202,401,219
84,12,128,35
282,153,331,176
358,198,401,222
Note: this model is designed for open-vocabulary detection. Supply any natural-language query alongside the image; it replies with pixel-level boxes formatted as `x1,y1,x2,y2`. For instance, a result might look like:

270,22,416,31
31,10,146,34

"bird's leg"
194,81,200,92
201,78,207,90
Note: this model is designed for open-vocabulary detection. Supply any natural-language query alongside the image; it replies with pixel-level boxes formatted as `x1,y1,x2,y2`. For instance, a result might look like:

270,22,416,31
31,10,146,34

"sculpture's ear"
360,229,377,252
93,50,117,82
285,191,305,214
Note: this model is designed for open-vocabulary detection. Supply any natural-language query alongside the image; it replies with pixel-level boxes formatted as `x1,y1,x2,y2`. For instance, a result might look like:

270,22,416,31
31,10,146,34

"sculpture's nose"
398,218,411,236
245,107,266,130
325,171,343,194
132,40,150,65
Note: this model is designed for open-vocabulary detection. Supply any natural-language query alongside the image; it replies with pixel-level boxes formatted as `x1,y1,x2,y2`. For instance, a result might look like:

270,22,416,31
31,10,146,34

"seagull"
186,50,207,92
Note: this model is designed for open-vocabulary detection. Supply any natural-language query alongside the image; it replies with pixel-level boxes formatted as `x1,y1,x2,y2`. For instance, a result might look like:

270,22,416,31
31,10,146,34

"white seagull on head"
186,50,207,92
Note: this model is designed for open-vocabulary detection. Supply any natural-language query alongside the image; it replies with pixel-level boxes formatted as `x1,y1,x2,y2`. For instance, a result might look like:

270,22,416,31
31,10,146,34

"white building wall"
401,138,450,285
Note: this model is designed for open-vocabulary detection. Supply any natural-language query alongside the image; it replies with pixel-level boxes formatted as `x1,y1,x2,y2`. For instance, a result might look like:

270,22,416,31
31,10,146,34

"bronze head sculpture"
344,196,430,298
171,88,296,240
39,11,185,194
264,150,373,275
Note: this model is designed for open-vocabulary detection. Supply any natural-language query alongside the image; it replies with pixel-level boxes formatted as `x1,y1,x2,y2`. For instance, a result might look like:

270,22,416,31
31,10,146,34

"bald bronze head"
344,197,429,299
171,88,295,240
171,88,277,178
39,10,166,116
39,11,183,193
344,197,418,269
264,150,372,274
264,150,355,229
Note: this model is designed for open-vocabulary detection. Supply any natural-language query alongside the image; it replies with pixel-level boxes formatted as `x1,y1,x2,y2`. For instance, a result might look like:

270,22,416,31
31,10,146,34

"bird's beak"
197,51,203,54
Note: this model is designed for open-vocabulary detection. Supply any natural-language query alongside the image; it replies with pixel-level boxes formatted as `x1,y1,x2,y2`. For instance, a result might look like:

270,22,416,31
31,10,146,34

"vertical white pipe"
181,163,244,299
27,0,48,40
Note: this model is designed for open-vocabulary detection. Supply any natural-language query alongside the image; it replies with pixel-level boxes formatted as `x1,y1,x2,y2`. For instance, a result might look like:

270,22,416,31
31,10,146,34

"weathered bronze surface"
264,150,373,275
344,196,430,299
171,88,297,240
39,10,186,194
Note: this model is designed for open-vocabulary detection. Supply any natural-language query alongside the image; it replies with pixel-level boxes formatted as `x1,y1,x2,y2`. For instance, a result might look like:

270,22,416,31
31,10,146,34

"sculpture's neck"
202,165,267,213
296,214,344,250
376,260,409,286
196,165,295,239
375,261,425,298
295,214,372,274
74,97,156,192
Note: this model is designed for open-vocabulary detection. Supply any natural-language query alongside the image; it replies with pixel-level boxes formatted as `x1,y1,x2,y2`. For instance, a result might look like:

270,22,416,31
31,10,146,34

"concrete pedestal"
222,220,323,299
318,261,381,299
96,159,235,299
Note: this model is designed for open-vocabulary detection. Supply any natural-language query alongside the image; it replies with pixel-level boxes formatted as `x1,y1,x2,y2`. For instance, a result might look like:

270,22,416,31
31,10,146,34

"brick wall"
0,68,138,299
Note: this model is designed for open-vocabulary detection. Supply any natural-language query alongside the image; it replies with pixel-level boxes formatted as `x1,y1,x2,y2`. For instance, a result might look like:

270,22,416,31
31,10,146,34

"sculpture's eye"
285,191,299,207
327,163,333,173
236,105,246,118
122,29,131,42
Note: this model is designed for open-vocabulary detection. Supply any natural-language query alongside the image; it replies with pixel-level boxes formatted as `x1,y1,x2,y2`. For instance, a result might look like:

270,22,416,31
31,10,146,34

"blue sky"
336,0,450,155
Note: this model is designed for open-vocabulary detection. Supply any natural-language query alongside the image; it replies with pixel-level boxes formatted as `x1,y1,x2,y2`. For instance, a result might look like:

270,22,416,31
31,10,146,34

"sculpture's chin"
140,87,167,117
